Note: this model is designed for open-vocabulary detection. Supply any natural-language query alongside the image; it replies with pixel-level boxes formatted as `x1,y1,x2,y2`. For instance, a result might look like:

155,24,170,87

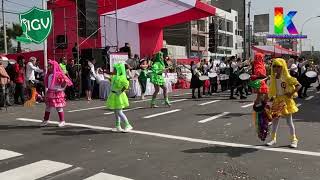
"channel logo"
274,7,298,35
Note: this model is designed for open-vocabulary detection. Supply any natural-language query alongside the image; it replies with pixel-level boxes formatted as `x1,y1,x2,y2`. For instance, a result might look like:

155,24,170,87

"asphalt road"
1,88,320,180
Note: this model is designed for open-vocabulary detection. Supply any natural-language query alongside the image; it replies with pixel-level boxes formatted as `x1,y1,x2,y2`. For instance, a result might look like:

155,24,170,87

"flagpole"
42,0,48,74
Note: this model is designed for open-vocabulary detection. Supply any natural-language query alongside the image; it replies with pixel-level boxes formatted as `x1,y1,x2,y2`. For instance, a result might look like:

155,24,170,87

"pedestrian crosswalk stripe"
83,172,134,180
198,100,221,106
297,103,302,107
104,107,144,115
143,109,182,119
0,149,22,161
0,160,72,180
317,91,320,94
198,112,230,123
241,103,254,108
305,96,314,101
68,106,105,113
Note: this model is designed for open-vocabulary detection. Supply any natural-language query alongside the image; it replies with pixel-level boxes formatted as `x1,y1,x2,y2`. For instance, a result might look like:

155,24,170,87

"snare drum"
305,71,318,83
199,76,209,81
208,72,217,78
239,73,250,81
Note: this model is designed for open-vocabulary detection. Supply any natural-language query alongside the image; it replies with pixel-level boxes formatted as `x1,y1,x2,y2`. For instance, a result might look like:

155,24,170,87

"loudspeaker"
81,48,104,67
56,35,68,49
78,0,98,38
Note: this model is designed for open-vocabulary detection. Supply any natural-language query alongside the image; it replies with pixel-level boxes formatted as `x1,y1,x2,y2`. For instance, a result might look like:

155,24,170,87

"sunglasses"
272,65,281,68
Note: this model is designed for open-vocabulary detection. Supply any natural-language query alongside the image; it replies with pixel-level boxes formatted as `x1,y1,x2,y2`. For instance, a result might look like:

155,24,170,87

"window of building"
235,16,238,22
227,21,233,33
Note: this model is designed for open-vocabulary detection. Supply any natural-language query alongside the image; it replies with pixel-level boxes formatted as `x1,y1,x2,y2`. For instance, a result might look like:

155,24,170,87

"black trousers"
210,77,218,93
220,80,228,92
14,83,25,104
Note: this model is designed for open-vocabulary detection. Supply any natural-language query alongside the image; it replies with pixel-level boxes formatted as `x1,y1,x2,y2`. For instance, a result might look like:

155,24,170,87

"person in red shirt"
14,57,25,104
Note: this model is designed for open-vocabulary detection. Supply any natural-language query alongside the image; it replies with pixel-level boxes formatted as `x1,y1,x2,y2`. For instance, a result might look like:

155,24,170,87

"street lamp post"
300,16,320,53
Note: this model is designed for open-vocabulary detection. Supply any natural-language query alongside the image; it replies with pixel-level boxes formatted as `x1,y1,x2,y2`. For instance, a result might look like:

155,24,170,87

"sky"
2,0,320,51
252,0,320,51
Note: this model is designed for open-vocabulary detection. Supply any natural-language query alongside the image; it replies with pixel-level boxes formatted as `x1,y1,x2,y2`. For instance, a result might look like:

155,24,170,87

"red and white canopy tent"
97,0,215,57
252,45,300,56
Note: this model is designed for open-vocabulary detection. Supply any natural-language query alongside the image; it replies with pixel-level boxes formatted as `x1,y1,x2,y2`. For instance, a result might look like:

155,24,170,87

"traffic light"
208,23,217,53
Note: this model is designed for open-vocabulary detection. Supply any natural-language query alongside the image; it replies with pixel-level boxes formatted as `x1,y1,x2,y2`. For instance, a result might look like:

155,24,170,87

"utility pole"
243,0,246,59
197,20,201,60
2,0,7,54
248,1,251,58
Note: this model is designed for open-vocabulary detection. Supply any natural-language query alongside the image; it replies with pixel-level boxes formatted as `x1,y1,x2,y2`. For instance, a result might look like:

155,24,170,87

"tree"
7,23,23,53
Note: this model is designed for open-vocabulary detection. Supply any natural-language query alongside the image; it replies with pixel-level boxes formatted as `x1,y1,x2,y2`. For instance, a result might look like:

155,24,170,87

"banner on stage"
110,53,128,72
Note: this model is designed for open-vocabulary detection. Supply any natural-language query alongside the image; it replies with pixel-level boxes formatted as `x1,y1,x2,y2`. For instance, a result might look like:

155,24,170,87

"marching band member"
209,59,219,94
191,61,202,99
229,56,246,99
288,57,298,78
219,57,229,92
202,59,210,95
266,58,301,148
150,52,170,108
297,57,309,98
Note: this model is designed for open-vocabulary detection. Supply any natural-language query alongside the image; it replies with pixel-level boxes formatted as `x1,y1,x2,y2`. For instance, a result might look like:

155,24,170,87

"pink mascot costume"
41,60,73,127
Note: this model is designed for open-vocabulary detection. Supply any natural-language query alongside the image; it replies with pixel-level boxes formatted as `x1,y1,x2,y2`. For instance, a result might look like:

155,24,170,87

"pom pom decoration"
24,87,37,107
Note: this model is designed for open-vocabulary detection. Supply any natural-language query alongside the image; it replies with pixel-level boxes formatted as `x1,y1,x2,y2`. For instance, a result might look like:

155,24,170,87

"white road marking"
317,91,320,94
307,89,314,92
143,109,181,119
104,107,143,115
68,106,105,113
16,118,320,157
170,99,187,103
132,99,151,103
0,149,22,161
241,103,254,108
0,160,72,180
198,112,230,123
297,103,302,107
173,92,192,97
83,172,134,180
198,100,221,106
305,96,314,101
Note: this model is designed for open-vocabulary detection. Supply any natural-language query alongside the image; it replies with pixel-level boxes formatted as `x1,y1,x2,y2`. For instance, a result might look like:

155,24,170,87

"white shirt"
26,62,43,81
276,79,285,96
289,64,298,73
298,61,308,74
88,61,97,81
219,63,229,80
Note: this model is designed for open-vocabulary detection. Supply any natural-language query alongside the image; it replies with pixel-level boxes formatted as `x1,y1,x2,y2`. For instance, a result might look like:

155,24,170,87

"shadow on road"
182,146,258,158
0,125,40,130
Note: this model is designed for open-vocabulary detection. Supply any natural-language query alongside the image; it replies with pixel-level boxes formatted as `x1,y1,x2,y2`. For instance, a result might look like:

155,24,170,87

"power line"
5,0,33,9
0,9,20,15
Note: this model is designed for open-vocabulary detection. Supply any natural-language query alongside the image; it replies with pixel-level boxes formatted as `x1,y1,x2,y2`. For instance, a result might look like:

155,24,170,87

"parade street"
0,89,320,180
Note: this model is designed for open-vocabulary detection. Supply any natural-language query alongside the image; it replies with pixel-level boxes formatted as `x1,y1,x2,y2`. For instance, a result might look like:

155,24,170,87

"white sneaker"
266,139,277,146
40,121,48,127
290,139,298,148
112,126,123,133
58,121,66,127
141,95,145,100
123,125,133,133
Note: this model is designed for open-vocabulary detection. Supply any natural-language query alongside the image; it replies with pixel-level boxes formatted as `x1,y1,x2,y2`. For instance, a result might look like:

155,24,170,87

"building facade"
163,7,243,60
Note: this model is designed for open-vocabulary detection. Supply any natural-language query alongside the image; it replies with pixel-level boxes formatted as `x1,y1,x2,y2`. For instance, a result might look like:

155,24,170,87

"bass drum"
239,73,250,81
305,71,318,84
